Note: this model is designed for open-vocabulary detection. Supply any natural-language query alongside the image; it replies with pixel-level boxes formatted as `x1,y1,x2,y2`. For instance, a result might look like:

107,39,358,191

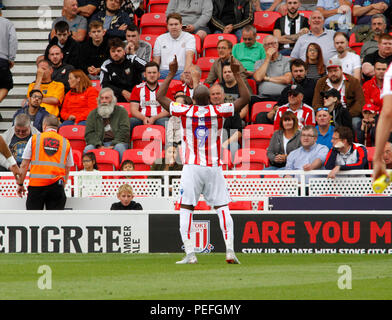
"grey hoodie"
0,16,17,62
166,0,213,30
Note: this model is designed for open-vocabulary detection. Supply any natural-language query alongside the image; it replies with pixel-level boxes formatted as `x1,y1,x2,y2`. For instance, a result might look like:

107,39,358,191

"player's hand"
17,185,26,198
9,61,15,69
169,55,178,76
373,159,387,182
230,55,240,75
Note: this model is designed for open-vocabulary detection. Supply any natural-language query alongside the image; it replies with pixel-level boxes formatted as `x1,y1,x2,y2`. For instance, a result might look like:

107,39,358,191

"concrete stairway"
0,0,62,131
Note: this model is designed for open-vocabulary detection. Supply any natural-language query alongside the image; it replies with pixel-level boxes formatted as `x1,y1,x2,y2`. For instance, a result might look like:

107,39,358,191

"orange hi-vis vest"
29,131,71,187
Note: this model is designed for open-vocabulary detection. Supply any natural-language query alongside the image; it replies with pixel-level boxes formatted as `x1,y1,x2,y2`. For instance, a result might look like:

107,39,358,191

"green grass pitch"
1,253,392,300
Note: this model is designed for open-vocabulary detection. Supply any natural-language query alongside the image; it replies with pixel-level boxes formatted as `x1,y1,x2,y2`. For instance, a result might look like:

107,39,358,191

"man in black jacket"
100,37,146,102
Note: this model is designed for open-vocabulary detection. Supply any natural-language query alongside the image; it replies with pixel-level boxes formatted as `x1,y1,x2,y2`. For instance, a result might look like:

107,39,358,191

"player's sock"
216,205,234,251
179,207,195,255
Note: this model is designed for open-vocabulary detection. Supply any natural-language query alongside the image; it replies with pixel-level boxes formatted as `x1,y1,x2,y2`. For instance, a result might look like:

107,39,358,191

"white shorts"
179,164,231,207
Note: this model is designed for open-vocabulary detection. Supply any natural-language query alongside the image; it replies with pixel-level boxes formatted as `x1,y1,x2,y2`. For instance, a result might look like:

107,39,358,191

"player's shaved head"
193,85,210,105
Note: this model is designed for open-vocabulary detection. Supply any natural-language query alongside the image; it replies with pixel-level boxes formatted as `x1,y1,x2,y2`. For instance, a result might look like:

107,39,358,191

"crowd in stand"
2,0,392,180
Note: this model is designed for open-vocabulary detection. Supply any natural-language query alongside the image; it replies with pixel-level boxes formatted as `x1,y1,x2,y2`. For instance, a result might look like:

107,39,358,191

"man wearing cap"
356,103,377,147
362,60,387,114
274,84,316,130
312,57,365,130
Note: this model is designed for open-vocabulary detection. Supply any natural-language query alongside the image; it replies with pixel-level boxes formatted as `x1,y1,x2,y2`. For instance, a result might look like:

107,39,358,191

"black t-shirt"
363,51,392,82
222,82,240,103
273,14,309,50
220,0,235,26
110,201,143,210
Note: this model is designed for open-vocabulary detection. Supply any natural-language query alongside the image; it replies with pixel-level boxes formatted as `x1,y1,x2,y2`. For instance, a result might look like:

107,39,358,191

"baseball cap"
321,88,341,100
326,57,342,69
362,103,377,113
287,84,305,95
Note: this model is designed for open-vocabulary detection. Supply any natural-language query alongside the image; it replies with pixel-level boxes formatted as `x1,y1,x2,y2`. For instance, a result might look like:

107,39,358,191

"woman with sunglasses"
305,43,326,81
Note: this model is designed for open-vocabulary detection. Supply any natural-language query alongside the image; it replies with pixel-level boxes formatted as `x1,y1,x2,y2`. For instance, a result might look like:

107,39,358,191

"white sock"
179,207,194,254
216,205,234,251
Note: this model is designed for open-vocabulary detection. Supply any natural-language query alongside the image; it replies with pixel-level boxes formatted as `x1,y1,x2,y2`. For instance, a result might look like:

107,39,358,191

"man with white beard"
84,87,130,162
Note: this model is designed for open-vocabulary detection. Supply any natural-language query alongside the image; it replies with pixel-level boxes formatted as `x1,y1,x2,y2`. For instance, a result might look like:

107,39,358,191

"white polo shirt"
153,31,196,70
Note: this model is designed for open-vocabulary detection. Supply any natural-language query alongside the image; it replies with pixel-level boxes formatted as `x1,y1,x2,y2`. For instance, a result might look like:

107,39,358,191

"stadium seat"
349,33,363,55
58,125,86,154
233,148,269,170
117,102,132,117
71,149,82,171
298,10,312,19
229,201,252,210
148,0,169,12
255,33,270,45
243,124,274,149
131,124,166,152
253,11,282,32
91,79,101,92
202,34,238,57
220,148,233,170
251,101,275,123
121,148,161,171
194,34,202,58
139,13,167,35
140,34,159,49
247,79,257,95
367,146,375,168
196,56,218,79
89,149,120,171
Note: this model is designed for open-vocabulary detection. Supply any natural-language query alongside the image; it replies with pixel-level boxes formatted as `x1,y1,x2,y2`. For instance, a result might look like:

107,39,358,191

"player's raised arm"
230,56,250,112
157,56,178,112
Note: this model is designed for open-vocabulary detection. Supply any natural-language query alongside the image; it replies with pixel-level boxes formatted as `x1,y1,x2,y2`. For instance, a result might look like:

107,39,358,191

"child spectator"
121,159,135,171
78,152,102,197
110,183,143,210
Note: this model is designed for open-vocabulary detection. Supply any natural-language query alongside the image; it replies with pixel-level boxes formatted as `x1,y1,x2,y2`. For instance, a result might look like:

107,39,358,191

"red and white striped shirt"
170,82,194,99
274,103,316,130
170,101,234,167
130,82,163,117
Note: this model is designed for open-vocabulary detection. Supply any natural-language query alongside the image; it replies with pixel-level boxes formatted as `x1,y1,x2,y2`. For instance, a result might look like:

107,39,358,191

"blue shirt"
285,143,329,170
316,125,334,149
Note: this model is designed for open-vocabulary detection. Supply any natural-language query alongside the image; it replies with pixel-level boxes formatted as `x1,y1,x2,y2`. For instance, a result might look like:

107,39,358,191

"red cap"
362,103,377,114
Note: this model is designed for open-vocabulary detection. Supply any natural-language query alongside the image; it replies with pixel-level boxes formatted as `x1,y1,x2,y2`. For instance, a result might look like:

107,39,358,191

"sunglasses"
288,91,299,97
317,107,329,112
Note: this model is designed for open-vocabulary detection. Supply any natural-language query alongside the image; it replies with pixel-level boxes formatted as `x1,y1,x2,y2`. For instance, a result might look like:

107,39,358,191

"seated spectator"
356,103,378,147
312,57,365,129
252,35,292,103
273,0,310,56
78,151,102,197
320,88,352,130
51,0,88,42
27,59,65,117
305,42,327,81
266,111,301,170
170,65,203,99
79,20,109,80
277,58,316,107
110,183,143,210
60,70,99,126
125,24,152,62
254,0,285,12
77,0,99,18
151,144,183,171
46,21,80,69
284,125,329,176
353,0,388,32
383,141,392,169
47,45,75,93
273,84,315,130
232,24,266,77
359,14,387,59
13,90,49,132
0,114,39,171
209,0,254,42
129,61,170,137
332,32,361,81
315,107,334,149
84,87,130,162
204,39,250,92
166,94,192,146
291,10,337,65
362,33,392,82
153,13,196,80
166,0,213,41
100,37,146,102
325,126,369,178
90,0,133,40
120,159,134,171
362,59,387,114
316,0,352,33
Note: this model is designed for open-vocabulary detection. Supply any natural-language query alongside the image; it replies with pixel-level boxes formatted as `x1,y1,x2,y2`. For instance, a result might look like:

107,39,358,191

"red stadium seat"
71,149,82,171
121,148,161,171
202,34,238,57
229,201,252,210
148,0,169,12
58,125,86,154
196,56,218,79
253,11,282,32
298,10,312,19
139,13,167,35
247,79,257,95
90,148,120,171
140,34,159,49
243,124,274,149
367,146,375,168
251,101,275,123
117,102,132,117
349,33,363,55
131,124,165,152
220,148,233,170
194,34,202,58
91,79,101,92
255,33,270,44
233,148,269,170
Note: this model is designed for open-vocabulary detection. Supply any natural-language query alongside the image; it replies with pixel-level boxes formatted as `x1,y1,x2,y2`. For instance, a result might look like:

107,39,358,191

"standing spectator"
273,0,310,56
51,0,88,42
232,24,266,78
77,0,99,18
353,0,389,29
79,21,109,79
84,88,130,162
360,14,387,59
356,103,378,147
315,107,334,149
27,60,65,117
305,42,327,81
325,126,369,178
321,88,352,130
331,32,361,81
90,0,133,40
129,61,170,137
47,45,75,93
125,24,152,62
100,37,146,102
13,90,49,132
312,57,365,129
362,60,387,114
60,70,99,126
16,115,74,210
209,0,254,42
291,10,337,65
166,0,213,41
0,9,17,104
316,0,352,33
153,13,196,80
